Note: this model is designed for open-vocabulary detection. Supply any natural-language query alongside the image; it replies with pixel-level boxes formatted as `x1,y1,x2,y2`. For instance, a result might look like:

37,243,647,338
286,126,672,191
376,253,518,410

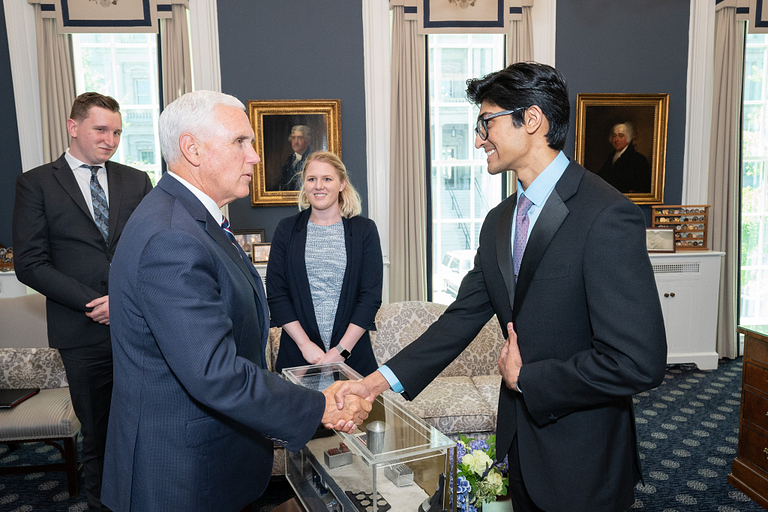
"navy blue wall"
557,1,691,219
0,0,23,248
217,1,368,241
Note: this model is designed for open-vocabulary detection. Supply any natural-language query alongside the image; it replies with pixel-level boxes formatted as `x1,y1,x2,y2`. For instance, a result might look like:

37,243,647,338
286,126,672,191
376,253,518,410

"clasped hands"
498,322,523,392
321,380,374,433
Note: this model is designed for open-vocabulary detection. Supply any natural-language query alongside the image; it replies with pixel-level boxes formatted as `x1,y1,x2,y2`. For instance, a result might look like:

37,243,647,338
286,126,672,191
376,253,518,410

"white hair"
610,122,635,144
159,90,245,165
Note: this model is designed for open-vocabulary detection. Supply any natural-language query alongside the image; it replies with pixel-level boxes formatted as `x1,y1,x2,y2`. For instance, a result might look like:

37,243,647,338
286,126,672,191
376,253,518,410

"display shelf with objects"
648,251,724,370
651,204,709,250
283,362,457,512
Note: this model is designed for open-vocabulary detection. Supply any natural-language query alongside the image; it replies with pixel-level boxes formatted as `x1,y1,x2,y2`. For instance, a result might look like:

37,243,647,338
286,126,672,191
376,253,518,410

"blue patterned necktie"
87,165,109,244
513,194,534,282
221,217,239,248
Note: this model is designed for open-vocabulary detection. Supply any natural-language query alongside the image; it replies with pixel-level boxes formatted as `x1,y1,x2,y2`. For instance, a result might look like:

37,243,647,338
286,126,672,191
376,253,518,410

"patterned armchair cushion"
384,376,496,435
0,348,68,390
371,301,505,378
471,374,503,414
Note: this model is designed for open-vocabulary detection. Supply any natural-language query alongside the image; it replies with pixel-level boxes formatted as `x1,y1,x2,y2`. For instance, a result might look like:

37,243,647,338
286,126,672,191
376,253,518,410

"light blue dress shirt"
380,152,570,394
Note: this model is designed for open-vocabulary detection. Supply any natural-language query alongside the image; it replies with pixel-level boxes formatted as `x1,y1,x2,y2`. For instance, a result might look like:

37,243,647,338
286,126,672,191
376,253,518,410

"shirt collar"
517,151,569,206
65,149,104,173
167,171,223,223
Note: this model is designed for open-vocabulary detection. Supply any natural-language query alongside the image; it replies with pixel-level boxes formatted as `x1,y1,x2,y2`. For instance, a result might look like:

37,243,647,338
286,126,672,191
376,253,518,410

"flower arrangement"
453,434,508,512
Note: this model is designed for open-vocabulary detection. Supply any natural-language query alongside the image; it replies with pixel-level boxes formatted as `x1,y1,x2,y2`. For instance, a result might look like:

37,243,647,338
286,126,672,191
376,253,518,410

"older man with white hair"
597,121,652,193
101,90,370,512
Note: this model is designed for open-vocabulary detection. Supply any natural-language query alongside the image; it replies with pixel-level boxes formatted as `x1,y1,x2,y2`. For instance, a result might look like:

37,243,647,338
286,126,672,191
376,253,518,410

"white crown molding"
682,0,715,204
4,1,44,172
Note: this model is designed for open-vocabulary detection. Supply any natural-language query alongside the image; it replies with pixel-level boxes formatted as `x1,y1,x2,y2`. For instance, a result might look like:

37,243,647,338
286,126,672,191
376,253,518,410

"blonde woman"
267,151,383,374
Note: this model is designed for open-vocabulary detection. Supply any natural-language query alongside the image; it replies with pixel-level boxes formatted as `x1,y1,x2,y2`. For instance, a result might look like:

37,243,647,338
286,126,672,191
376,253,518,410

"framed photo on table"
247,99,341,207
251,243,272,264
233,229,266,262
646,227,676,253
574,93,668,205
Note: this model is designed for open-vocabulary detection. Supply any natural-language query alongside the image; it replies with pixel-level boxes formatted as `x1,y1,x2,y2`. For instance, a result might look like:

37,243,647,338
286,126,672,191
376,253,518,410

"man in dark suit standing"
101,90,370,511
334,63,667,512
12,92,153,511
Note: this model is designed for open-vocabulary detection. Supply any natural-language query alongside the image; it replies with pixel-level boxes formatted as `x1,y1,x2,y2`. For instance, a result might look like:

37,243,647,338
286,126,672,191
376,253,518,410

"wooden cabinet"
649,251,724,370
729,327,768,508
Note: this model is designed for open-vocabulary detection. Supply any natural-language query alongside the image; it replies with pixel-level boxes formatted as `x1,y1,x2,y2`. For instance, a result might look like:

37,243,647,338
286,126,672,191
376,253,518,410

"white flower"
462,450,492,476
486,470,504,495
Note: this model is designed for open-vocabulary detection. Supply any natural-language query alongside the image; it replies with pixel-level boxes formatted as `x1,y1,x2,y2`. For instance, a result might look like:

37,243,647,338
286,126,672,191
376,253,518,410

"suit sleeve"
136,229,325,451
519,199,667,426
12,172,102,310
349,220,383,330
266,218,300,327
386,237,496,400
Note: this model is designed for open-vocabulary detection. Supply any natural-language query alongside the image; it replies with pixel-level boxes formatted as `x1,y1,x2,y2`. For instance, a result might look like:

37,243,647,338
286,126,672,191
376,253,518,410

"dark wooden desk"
272,497,305,512
729,327,768,509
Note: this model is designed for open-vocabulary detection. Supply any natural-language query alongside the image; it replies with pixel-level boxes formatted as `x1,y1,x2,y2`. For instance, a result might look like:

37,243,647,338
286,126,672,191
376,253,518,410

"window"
71,33,162,185
741,33,768,330
428,34,506,304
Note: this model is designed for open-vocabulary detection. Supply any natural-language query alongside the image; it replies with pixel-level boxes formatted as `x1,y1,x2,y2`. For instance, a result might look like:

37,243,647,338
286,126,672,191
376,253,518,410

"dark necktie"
87,165,109,244
513,194,534,282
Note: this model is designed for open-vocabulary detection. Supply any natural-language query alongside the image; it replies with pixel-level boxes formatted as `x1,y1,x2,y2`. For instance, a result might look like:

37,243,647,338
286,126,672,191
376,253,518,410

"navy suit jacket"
12,154,152,349
102,174,325,511
386,161,667,512
267,209,383,375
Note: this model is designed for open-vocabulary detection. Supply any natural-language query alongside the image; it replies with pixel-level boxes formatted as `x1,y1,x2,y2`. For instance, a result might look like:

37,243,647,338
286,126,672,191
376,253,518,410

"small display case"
651,204,709,251
283,363,457,512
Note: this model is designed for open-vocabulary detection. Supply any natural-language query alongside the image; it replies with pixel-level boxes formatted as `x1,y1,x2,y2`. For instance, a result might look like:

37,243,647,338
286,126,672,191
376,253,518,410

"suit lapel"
105,162,123,248
52,156,93,222
512,161,583,314
495,196,517,312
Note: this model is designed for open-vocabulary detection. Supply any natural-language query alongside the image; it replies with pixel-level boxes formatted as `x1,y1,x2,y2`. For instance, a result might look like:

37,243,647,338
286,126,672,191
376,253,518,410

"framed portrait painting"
574,93,668,205
247,99,341,207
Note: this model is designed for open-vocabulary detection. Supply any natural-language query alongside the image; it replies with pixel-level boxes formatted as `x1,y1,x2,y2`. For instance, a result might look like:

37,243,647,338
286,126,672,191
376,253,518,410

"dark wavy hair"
466,62,570,150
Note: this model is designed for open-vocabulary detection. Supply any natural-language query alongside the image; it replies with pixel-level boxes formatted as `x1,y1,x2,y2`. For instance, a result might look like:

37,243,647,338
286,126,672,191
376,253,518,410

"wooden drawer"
744,362,768,395
744,389,768,433
745,335,768,365
739,424,768,475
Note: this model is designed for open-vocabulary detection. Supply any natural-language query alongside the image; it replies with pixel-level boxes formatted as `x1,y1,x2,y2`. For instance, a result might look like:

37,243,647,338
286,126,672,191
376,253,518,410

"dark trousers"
59,338,113,511
507,434,546,512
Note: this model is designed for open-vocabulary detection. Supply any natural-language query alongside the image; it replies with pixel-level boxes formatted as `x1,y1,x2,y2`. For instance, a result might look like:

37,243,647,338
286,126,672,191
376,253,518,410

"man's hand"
498,322,523,391
321,382,372,433
85,295,110,325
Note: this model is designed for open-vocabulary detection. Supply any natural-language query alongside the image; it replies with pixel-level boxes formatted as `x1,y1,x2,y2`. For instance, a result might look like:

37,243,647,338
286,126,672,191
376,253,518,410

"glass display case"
283,363,457,512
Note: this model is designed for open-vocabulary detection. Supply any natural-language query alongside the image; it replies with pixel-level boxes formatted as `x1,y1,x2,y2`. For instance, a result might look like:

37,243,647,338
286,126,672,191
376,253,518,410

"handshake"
319,379,377,433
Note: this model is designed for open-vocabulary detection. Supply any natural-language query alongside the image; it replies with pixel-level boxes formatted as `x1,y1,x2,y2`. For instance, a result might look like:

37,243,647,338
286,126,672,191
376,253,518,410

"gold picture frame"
574,93,668,205
247,99,341,207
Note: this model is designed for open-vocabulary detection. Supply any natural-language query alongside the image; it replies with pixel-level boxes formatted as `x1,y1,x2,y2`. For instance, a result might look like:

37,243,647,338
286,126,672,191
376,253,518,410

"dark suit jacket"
12,154,153,349
386,160,667,512
597,143,652,193
102,174,325,511
267,209,383,376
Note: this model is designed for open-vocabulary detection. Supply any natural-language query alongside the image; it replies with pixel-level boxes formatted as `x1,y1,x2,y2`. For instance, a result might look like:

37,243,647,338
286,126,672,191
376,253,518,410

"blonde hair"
297,151,362,218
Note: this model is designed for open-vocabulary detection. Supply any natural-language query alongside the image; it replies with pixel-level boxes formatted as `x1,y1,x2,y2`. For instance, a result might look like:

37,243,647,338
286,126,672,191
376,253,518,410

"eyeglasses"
474,107,526,141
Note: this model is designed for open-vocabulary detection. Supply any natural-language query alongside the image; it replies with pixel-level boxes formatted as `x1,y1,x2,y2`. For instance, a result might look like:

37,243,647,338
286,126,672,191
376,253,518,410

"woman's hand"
299,342,326,365
320,347,345,365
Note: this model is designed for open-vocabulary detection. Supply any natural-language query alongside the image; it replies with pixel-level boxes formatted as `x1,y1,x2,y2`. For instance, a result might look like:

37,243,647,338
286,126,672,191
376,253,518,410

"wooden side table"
273,498,305,512
729,327,768,508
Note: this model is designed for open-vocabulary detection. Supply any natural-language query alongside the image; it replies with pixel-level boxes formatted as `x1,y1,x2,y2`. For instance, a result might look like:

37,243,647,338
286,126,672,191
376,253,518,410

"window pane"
429,34,505,305
72,33,162,185
740,32,768,329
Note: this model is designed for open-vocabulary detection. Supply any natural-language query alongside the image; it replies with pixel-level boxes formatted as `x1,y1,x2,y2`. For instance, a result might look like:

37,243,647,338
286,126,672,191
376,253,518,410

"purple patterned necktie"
513,194,533,282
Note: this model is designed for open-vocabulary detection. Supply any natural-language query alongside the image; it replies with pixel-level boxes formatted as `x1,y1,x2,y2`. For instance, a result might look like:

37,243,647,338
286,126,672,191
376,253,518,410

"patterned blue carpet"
0,357,763,511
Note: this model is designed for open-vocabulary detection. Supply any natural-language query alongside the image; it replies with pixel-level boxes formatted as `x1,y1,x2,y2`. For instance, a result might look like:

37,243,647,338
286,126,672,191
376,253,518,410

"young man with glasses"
333,62,667,512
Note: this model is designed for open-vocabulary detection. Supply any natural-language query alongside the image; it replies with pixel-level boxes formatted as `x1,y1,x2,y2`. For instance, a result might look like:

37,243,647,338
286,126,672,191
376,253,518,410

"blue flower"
457,475,471,494
469,439,490,453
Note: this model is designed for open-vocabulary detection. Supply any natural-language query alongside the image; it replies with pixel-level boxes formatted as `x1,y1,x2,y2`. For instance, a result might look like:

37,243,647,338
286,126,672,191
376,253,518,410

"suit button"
101,281,107,286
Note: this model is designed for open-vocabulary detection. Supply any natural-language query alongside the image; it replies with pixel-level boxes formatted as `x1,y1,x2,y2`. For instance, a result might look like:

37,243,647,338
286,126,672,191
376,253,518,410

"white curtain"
389,6,427,302
708,7,745,359
160,4,193,107
507,6,534,64
34,5,75,162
